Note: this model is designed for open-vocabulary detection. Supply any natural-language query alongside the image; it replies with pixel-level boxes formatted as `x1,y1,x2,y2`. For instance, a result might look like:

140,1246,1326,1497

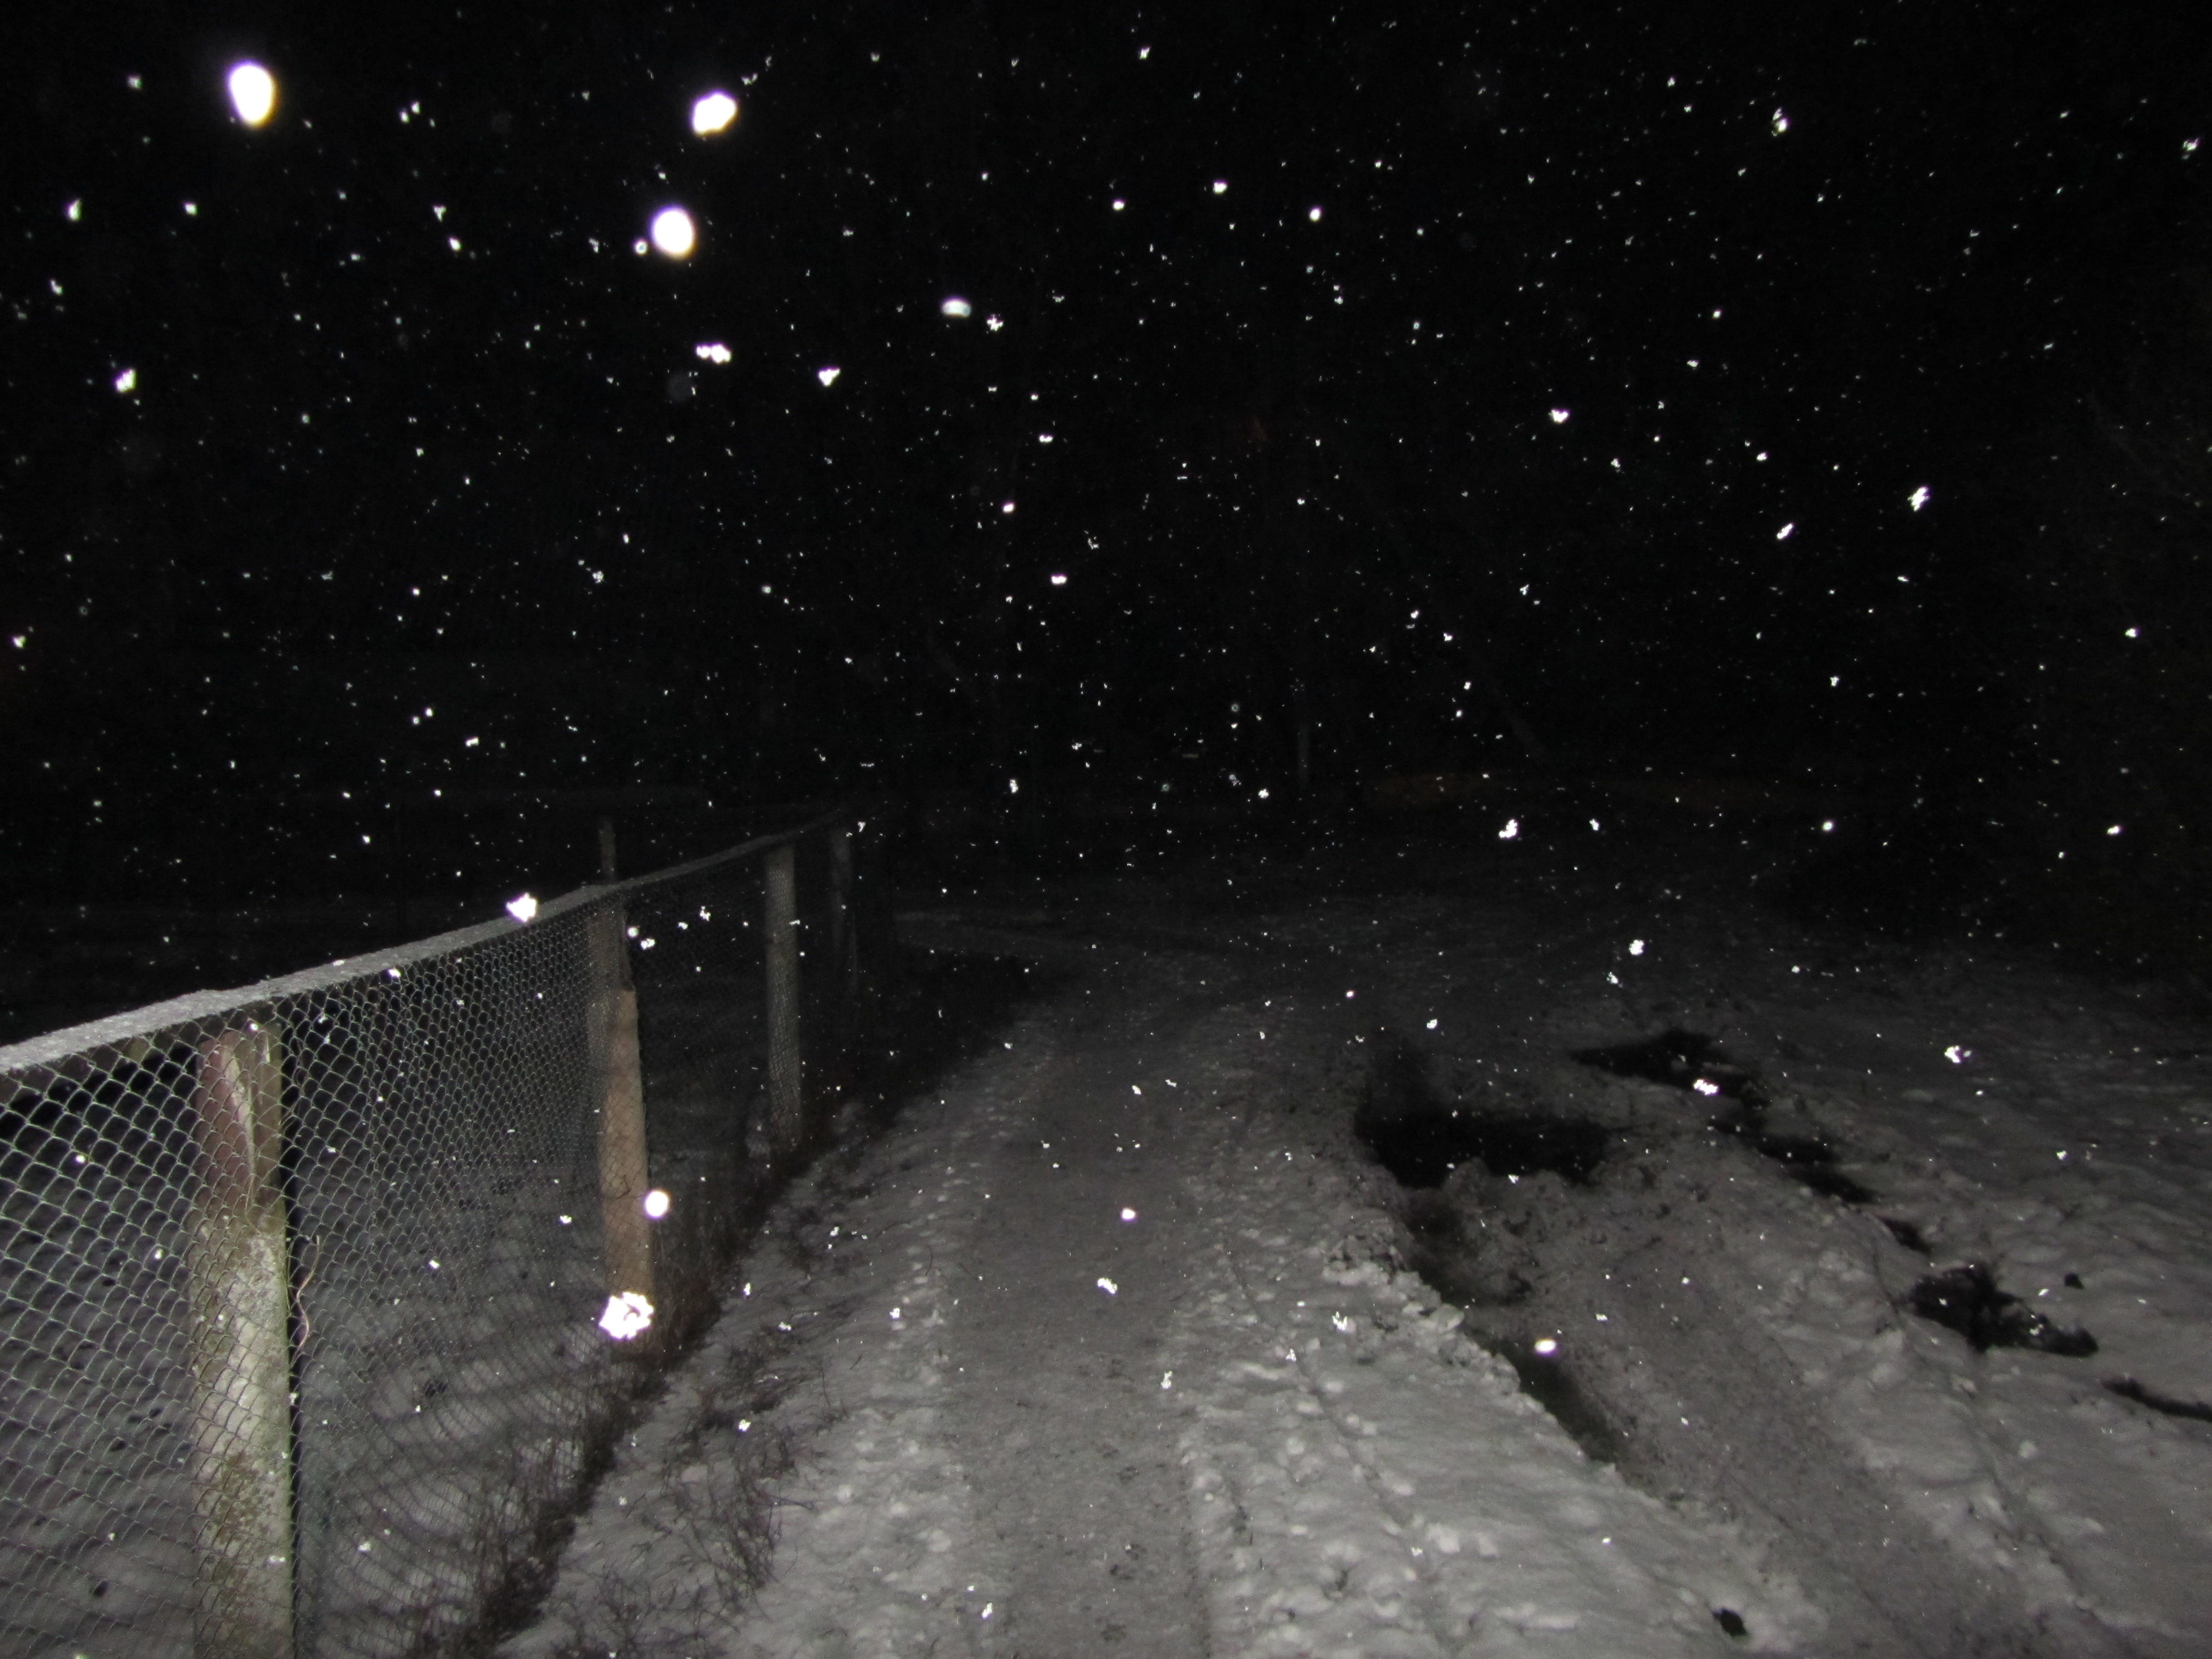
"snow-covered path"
501,838,2212,1659
504,934,1809,1657
933,973,1220,1658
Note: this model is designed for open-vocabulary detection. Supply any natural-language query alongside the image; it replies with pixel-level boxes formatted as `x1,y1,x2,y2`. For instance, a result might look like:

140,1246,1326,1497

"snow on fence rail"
1,807,887,1658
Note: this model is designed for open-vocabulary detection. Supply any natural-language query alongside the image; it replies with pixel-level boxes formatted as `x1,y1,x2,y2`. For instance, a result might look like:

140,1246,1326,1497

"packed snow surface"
503,835,2212,1658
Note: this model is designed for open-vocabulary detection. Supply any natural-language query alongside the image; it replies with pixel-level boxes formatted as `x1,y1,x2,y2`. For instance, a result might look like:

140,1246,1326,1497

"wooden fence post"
588,838,653,1314
828,826,858,1015
763,841,804,1157
189,1019,294,1659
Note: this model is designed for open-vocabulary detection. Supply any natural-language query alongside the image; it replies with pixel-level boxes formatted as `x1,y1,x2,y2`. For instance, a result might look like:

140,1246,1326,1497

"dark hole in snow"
1714,1607,1749,1639
1375,1112,1611,1189
1755,1132,1832,1166
1571,1030,1877,1202
1570,1029,1766,1104
2104,1377,2212,1423
1752,1141,1876,1212
1360,1043,1626,1461
1400,1190,1532,1307
1487,1335,1627,1466
1880,1217,1932,1255
1906,1264,2097,1356
1359,1039,1608,1188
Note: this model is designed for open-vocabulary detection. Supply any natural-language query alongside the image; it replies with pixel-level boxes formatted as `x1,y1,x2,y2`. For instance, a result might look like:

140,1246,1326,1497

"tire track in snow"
1180,1065,1472,1659
1164,1004,1824,1657
932,981,1223,1658
501,1048,1043,1658
724,1055,1041,1659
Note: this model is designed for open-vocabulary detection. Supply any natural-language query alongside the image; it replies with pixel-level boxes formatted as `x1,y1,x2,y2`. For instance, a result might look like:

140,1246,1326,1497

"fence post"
188,1019,294,1659
589,833,653,1311
763,840,804,1156
829,825,858,1014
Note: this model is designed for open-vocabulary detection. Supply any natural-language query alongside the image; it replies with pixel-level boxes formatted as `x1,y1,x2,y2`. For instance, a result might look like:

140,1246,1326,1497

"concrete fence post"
188,1019,294,1659
763,841,804,1156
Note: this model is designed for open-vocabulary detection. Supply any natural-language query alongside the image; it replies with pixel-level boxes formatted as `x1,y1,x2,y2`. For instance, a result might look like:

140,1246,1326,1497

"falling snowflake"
598,1292,654,1341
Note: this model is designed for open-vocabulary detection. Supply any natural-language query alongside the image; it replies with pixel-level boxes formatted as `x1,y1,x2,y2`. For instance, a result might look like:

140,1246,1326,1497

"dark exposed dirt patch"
1392,1190,1627,1467
2102,1377,2212,1423
1906,1264,2098,1356
1734,1130,1877,1205
1397,1190,1531,1309
1485,1335,1629,1466
1354,1040,1629,1466
1571,1029,1878,1203
1360,1110,1612,1190
1358,1037,1609,1188
1878,1217,1932,1255
1571,1029,1767,1103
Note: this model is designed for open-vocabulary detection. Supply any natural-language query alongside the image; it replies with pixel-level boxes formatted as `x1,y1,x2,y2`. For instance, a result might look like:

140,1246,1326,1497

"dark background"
4,1,2208,984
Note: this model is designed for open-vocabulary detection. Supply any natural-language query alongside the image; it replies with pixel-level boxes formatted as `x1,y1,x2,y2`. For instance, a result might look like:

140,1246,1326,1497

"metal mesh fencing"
1,809,889,1659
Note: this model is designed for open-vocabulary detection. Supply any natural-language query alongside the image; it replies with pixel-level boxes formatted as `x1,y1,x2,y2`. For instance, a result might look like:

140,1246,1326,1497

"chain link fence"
2,806,891,1658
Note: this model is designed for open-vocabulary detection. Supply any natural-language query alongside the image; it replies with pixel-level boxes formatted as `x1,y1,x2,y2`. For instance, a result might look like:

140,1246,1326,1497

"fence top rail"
0,804,850,1079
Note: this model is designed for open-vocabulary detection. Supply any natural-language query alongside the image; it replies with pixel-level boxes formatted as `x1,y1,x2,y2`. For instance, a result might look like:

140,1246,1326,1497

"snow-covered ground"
498,827,2212,1658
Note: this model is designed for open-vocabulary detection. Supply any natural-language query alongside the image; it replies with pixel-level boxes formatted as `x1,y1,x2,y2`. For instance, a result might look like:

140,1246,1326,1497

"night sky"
6,3,2208,953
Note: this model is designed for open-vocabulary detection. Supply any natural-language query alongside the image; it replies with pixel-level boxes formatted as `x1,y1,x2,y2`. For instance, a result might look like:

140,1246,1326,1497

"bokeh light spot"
650,207,696,258
228,62,276,127
691,91,739,135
